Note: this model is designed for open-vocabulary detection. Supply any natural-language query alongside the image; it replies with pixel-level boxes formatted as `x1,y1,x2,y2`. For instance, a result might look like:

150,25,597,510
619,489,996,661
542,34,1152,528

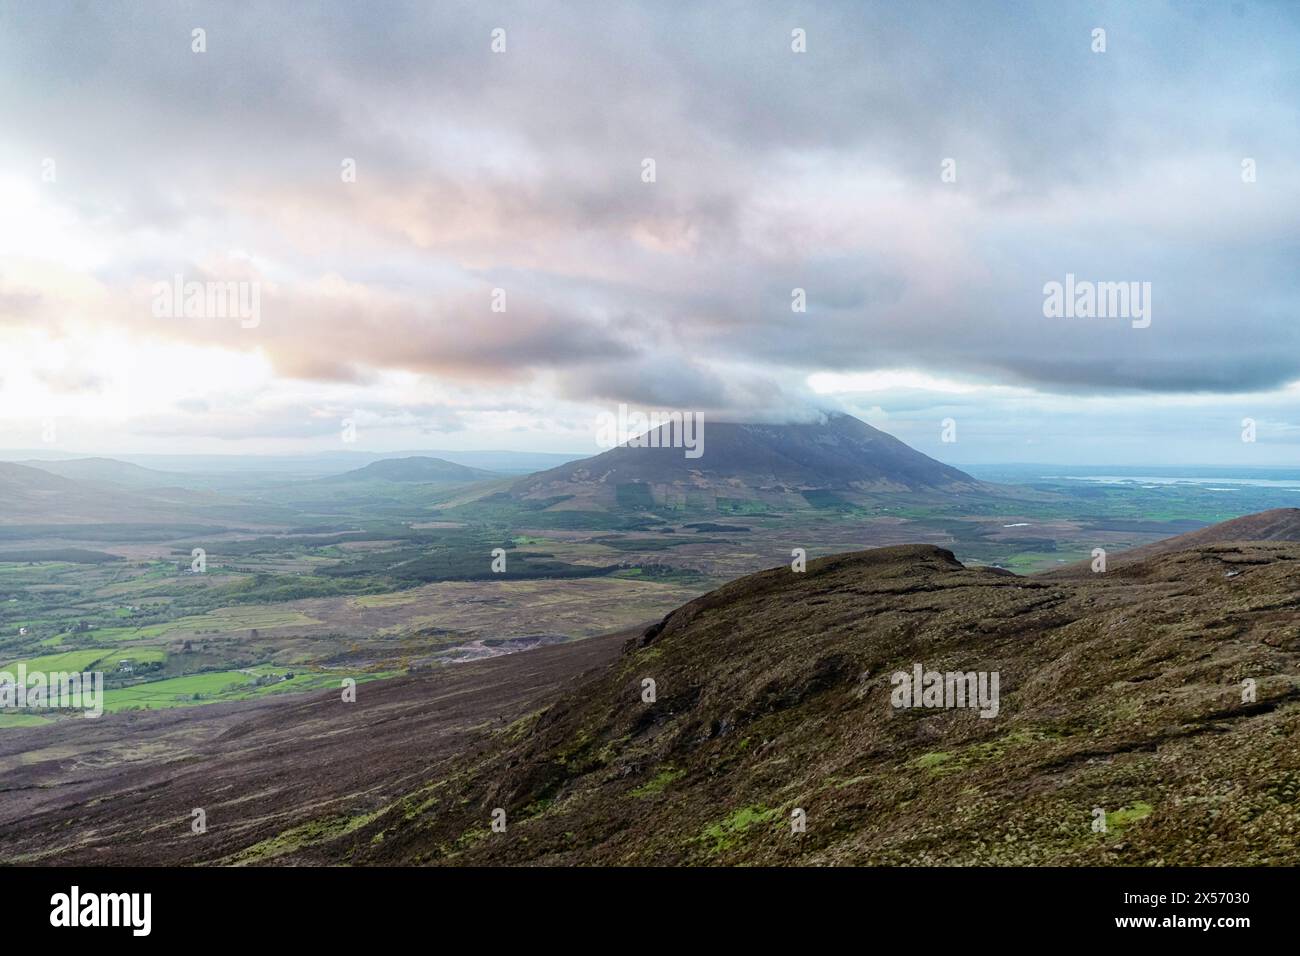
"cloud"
1,0,1299,451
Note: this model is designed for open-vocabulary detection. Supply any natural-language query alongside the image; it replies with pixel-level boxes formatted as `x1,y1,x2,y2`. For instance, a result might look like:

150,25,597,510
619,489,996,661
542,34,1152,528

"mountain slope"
329,533,1300,866
19,456,182,490
320,456,497,484
1045,507,1300,577
510,413,983,511
0,461,176,524
0,461,287,525
1121,506,1300,552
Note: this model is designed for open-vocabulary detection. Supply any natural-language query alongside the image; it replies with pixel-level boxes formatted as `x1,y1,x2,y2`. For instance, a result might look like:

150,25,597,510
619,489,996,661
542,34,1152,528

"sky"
1,0,1298,465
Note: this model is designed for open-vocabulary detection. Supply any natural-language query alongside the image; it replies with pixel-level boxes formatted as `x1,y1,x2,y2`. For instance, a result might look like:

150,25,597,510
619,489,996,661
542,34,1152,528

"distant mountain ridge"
19,457,182,491
321,456,498,484
4,449,584,477
0,461,224,525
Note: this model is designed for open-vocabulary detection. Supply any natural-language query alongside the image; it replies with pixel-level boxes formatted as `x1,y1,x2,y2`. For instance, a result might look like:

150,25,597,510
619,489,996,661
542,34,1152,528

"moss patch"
915,751,954,772
631,767,684,797
697,804,780,855
1106,801,1154,833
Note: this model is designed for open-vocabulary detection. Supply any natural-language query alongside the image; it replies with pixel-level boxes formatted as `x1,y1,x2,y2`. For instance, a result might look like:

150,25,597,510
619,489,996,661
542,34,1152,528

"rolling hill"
0,460,290,526
319,456,498,484
0,461,183,525
19,456,184,490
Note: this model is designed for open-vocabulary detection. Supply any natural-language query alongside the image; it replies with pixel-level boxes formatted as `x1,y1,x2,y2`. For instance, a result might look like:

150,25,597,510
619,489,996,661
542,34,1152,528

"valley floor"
0,630,626,865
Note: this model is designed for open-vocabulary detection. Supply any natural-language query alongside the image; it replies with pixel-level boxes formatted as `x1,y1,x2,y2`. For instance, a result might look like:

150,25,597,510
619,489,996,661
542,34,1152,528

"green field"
0,713,53,728
0,647,166,673
86,608,320,642
99,668,392,712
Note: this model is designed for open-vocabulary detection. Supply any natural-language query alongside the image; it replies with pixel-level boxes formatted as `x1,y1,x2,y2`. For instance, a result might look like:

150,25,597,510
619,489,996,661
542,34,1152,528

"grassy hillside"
329,540,1300,866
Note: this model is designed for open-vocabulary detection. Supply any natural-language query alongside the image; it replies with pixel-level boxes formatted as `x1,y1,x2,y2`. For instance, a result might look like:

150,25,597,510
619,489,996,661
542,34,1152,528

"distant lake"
960,464,1300,491
1054,475,1300,489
